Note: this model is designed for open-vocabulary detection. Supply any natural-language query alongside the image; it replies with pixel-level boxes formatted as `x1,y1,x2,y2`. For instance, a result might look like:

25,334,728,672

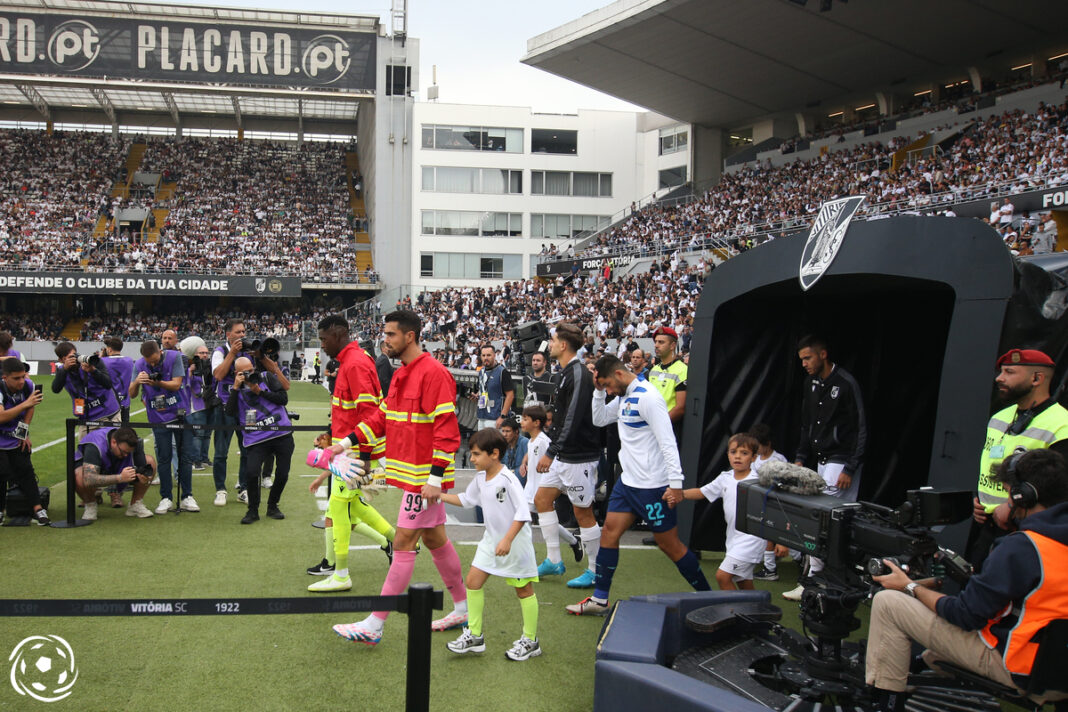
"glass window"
421,166,434,191
502,254,522,279
481,169,506,194
573,172,599,197
509,170,522,195
531,171,544,195
658,165,687,189
531,128,577,155
599,173,612,197
421,211,435,234
420,254,433,277
480,257,504,279
437,167,478,193
531,214,543,238
659,126,689,155
545,171,570,196
421,124,522,152
510,214,521,236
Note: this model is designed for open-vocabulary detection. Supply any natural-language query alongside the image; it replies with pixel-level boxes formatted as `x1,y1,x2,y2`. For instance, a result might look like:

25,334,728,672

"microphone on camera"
757,461,826,496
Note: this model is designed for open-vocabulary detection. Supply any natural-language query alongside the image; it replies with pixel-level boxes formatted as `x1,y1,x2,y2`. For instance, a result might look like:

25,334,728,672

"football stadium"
2,0,1068,710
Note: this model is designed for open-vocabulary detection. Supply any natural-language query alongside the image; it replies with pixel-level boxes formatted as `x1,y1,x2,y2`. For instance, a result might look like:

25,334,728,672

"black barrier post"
405,583,436,712
52,418,91,528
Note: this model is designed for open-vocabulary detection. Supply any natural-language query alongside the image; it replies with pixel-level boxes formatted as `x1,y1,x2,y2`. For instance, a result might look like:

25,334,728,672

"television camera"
714,472,975,709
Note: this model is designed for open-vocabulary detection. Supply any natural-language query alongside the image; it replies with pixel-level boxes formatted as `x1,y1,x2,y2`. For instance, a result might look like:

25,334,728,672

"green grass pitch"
1,381,873,711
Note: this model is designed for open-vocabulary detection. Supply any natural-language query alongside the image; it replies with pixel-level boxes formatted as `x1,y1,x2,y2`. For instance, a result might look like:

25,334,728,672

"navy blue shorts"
608,482,677,533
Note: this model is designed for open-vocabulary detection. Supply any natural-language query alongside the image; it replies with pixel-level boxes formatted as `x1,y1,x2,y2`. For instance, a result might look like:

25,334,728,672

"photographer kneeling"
74,427,156,520
867,449,1068,710
225,357,292,524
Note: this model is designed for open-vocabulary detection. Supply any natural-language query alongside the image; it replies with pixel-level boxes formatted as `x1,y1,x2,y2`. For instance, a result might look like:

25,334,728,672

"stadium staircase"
111,142,147,199
60,319,86,341
345,152,373,276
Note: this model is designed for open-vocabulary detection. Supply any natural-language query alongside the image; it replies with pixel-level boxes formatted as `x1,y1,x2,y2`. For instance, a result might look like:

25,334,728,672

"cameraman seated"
74,426,157,521
867,449,1068,710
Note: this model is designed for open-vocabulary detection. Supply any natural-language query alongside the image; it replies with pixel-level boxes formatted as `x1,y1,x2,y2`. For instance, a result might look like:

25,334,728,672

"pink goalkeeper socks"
372,549,417,621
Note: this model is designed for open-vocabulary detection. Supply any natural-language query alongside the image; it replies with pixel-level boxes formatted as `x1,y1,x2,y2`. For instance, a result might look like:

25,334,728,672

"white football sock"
539,510,563,563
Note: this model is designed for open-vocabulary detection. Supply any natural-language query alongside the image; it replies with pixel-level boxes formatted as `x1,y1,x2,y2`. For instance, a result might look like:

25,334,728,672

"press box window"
531,129,577,155
420,254,434,277
659,165,687,189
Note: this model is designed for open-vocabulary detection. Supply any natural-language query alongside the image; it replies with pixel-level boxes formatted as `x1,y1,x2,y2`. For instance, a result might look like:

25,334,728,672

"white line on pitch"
35,408,148,452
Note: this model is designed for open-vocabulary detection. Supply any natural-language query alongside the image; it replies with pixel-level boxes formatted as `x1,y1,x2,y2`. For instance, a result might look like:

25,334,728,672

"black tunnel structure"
676,216,1059,553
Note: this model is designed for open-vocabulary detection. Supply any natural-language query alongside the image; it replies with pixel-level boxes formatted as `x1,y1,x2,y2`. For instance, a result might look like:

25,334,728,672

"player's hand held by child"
662,487,683,508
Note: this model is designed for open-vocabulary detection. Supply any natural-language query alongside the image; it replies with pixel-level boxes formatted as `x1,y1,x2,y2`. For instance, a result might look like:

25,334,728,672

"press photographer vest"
188,366,209,413
978,402,1068,512
477,364,505,420
134,350,189,424
980,530,1068,679
0,377,33,450
61,365,120,420
213,345,253,405
75,427,134,473
102,355,134,409
233,381,291,448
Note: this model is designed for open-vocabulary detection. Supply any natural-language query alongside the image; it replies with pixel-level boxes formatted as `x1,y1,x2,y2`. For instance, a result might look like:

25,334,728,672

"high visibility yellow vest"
649,358,687,412
978,402,1068,512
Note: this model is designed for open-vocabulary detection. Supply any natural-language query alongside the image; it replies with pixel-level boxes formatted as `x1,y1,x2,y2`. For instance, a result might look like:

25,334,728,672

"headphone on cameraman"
1004,451,1041,510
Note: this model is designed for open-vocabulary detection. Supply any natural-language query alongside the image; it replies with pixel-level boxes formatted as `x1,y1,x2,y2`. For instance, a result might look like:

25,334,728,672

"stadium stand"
572,100,1068,261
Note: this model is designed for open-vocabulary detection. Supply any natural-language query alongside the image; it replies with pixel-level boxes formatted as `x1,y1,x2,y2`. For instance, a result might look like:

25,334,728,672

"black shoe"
753,566,780,581
307,558,335,576
32,509,50,526
641,536,656,546
569,537,584,563
241,511,259,524
381,541,394,565
266,506,285,520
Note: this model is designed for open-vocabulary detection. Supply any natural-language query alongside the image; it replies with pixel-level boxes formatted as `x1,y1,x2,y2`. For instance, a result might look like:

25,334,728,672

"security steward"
969,348,1068,570
476,344,514,430
865,449,1068,711
648,327,687,441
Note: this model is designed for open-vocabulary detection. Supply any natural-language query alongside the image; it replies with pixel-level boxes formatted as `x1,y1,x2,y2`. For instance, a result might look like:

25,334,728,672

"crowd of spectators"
0,130,130,270
351,252,710,368
0,130,372,282
577,101,1068,260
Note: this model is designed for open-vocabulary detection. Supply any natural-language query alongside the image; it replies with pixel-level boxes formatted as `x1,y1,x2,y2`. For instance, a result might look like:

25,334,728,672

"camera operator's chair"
926,619,1068,711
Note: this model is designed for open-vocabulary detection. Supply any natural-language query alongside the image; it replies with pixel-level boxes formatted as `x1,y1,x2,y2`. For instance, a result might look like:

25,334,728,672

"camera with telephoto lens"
149,372,163,382
77,353,100,367
238,338,262,353
243,370,263,387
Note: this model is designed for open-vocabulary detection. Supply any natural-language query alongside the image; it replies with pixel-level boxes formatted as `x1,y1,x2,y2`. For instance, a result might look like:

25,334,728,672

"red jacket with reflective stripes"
355,351,460,493
331,341,385,459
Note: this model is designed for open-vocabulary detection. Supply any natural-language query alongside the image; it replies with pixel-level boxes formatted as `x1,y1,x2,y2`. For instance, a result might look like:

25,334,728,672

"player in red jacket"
331,309,467,645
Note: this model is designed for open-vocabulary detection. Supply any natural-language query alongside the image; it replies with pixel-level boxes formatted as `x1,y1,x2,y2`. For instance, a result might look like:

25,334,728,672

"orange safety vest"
980,530,1068,678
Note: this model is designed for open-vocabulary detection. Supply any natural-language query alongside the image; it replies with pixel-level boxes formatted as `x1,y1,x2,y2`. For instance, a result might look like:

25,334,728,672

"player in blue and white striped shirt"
566,355,710,616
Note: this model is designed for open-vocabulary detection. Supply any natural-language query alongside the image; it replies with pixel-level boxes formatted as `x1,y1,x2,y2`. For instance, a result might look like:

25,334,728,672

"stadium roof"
0,0,380,126
523,0,1068,128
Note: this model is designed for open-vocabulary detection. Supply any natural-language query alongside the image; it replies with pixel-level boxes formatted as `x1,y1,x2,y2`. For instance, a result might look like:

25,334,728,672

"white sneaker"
151,476,160,485
155,498,174,514
213,490,227,507
180,496,200,512
126,501,154,518
446,627,485,654
505,635,542,661
262,476,273,489
237,490,248,504
782,584,805,601
82,502,98,521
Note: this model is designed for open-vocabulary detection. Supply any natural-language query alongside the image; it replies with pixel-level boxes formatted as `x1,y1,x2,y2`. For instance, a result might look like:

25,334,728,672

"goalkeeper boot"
309,575,352,592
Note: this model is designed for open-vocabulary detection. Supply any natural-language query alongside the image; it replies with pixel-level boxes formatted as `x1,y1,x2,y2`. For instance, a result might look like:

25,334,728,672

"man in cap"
969,348,1068,570
647,327,688,441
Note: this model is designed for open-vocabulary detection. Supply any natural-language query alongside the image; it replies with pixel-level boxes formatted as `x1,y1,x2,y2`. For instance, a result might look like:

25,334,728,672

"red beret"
653,326,678,340
996,349,1055,368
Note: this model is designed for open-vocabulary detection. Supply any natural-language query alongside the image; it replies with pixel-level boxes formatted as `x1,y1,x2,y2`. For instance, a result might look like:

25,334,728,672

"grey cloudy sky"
182,0,643,113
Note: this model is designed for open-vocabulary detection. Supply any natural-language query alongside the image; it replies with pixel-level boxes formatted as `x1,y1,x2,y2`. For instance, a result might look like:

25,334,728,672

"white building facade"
410,102,690,287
